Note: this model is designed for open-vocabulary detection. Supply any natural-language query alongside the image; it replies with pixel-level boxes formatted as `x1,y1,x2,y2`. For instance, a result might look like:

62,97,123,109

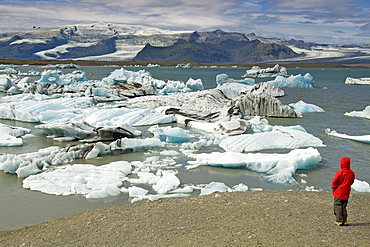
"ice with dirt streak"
0,123,32,146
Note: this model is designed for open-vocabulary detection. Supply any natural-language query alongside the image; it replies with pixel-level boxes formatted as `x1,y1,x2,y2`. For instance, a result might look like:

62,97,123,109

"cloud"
0,0,369,44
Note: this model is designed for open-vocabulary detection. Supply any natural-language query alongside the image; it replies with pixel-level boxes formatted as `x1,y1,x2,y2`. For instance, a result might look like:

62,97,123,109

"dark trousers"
333,197,348,222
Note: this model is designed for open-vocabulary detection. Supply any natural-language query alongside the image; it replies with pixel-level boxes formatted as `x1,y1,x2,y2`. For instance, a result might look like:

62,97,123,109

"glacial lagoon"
0,65,369,230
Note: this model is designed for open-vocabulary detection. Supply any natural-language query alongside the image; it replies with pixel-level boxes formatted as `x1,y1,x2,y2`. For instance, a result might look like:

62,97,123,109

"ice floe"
242,64,287,78
351,179,370,192
344,105,370,119
219,125,325,152
187,147,321,186
345,77,370,85
325,129,370,144
289,100,325,113
0,123,31,146
267,73,314,89
0,137,164,177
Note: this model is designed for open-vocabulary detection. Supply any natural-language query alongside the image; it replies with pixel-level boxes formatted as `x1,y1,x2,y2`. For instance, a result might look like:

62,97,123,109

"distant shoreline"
1,58,370,69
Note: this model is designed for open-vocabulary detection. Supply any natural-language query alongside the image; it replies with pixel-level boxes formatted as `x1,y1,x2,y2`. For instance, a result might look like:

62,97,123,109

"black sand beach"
0,191,369,246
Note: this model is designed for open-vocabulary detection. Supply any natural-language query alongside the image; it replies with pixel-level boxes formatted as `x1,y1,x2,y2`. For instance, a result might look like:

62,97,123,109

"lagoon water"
0,65,369,230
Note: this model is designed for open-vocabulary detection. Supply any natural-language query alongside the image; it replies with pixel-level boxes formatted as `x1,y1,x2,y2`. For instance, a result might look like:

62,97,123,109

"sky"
0,0,369,44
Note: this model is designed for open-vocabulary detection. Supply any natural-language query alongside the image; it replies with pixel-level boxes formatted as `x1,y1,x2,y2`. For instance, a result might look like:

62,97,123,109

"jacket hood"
340,157,351,170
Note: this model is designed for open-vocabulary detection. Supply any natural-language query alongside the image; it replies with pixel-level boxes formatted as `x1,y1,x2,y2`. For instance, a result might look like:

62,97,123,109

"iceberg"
37,70,67,85
148,125,194,143
289,100,325,113
101,68,204,95
351,179,370,192
344,106,370,119
82,107,175,127
0,137,164,177
0,123,31,146
22,161,133,198
345,77,370,85
35,121,95,141
0,74,18,92
267,73,314,89
325,129,370,144
216,73,255,85
219,125,325,152
242,64,287,78
0,97,93,123
187,148,322,186
199,182,231,196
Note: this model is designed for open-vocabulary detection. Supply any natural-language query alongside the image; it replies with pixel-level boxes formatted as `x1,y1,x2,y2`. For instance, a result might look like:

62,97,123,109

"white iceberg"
22,161,133,198
101,68,204,94
0,137,164,177
344,106,370,119
345,77,370,85
0,97,93,123
0,74,18,92
199,182,231,196
267,73,314,89
148,125,194,143
351,179,370,192
325,129,370,144
289,100,325,113
216,73,255,85
242,64,287,78
82,107,175,127
37,70,67,85
0,123,31,146
219,125,325,152
187,148,322,186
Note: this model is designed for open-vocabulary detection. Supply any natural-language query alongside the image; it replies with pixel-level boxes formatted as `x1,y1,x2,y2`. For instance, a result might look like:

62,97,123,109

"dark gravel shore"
0,191,369,246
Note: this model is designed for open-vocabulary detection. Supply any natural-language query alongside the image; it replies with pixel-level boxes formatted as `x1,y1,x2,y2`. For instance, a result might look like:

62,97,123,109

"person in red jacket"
331,156,355,226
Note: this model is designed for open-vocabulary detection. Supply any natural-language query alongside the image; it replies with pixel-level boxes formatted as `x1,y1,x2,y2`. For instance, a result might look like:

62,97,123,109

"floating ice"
148,125,194,143
0,137,164,177
199,182,231,196
344,105,370,119
82,107,175,127
289,100,325,113
345,77,370,85
242,64,287,78
219,125,325,152
37,70,67,85
216,73,255,85
0,123,31,146
101,68,204,94
0,75,18,92
351,179,370,192
187,148,321,186
267,73,314,89
35,121,94,140
152,170,180,194
325,129,370,144
22,161,133,198
0,97,93,123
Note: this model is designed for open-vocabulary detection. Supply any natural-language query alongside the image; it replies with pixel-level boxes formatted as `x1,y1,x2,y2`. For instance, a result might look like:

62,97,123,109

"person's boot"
334,221,343,226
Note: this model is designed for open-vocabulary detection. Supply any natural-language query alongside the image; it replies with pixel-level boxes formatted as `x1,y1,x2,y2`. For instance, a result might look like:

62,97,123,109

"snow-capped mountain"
0,22,369,64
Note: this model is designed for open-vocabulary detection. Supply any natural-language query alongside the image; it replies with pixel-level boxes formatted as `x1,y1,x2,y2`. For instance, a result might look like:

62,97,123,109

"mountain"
0,22,369,64
134,30,300,63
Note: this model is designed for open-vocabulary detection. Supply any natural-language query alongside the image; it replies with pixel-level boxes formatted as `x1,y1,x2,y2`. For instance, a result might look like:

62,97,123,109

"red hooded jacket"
332,157,355,200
